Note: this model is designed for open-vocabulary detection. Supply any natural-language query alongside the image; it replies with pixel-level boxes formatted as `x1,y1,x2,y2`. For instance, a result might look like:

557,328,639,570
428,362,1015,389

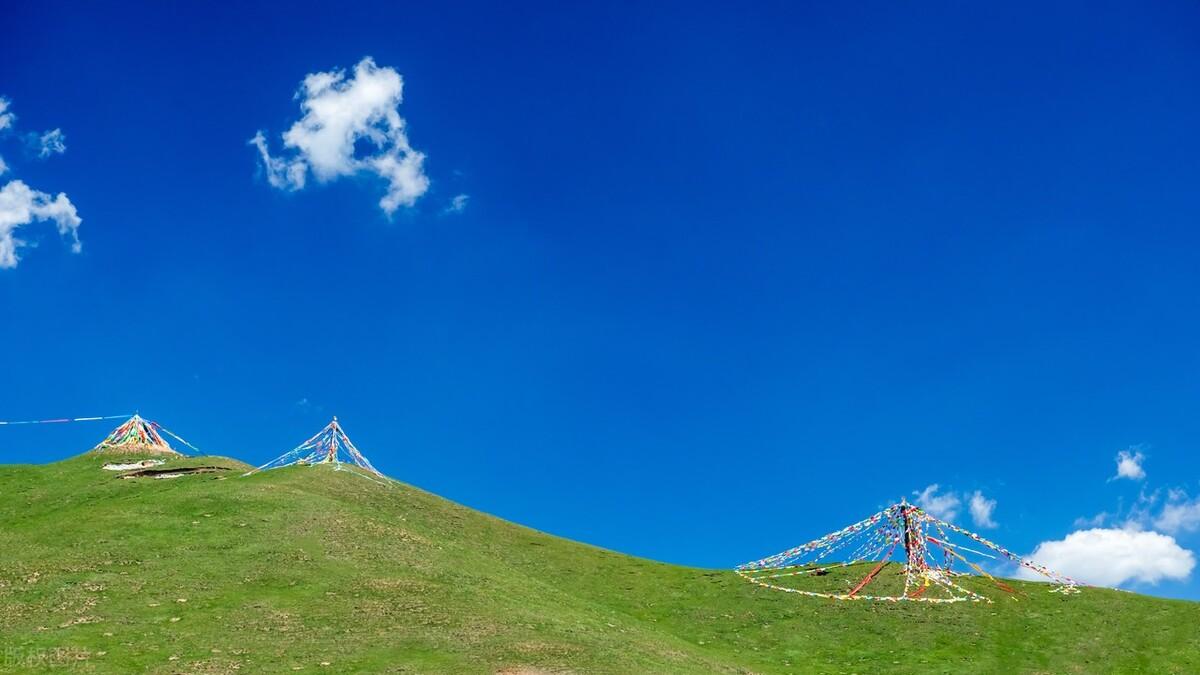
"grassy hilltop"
1,454,1198,674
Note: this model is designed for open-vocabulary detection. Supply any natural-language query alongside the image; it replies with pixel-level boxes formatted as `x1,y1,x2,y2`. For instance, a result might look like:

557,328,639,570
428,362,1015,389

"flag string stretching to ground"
243,416,392,486
0,414,131,426
736,500,1081,604
151,423,202,454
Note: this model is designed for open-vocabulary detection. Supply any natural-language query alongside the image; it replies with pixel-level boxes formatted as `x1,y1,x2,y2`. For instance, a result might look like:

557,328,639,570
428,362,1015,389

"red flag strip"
847,540,898,598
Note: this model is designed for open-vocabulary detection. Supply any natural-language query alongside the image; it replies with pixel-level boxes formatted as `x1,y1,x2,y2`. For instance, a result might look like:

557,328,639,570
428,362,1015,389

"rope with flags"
0,414,131,426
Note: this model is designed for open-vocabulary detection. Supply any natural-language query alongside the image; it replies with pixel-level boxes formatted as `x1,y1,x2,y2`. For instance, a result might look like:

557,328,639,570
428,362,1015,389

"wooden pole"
900,500,914,569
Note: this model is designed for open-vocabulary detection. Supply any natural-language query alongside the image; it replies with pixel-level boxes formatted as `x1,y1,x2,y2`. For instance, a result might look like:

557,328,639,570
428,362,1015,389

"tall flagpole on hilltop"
900,498,914,571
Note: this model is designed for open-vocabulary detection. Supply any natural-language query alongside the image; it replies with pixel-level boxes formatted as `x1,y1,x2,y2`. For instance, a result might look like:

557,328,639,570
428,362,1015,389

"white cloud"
36,128,66,158
1074,486,1200,535
0,98,81,269
0,179,82,269
1018,528,1194,587
1113,449,1146,481
249,131,306,191
443,193,469,214
913,484,961,522
0,98,13,132
1074,512,1109,529
1122,487,1162,530
250,57,430,215
0,98,67,161
1155,490,1200,535
0,99,15,179
371,151,429,213
968,490,998,528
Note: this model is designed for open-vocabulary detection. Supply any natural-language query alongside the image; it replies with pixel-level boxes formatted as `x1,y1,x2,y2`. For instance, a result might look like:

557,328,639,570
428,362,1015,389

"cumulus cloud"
250,57,430,215
1155,490,1200,535
443,193,469,214
0,155,7,176
0,179,82,269
1113,449,1146,481
1018,528,1194,587
968,490,998,529
913,484,961,522
35,128,66,158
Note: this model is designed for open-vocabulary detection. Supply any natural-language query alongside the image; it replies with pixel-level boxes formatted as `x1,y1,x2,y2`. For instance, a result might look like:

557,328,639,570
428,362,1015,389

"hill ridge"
0,453,1197,673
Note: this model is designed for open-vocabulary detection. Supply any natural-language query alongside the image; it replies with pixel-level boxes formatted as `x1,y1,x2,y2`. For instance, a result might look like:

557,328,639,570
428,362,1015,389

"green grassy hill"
1,454,1198,674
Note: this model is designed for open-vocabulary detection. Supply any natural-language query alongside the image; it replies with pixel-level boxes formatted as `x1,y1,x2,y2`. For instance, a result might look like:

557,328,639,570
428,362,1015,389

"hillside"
1,454,1198,673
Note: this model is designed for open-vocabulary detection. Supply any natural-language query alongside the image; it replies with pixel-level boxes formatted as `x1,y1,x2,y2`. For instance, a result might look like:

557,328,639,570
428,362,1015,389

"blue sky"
3,1,1200,599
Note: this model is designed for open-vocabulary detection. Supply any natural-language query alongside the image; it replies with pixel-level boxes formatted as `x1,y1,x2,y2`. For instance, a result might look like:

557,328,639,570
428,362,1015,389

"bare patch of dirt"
117,466,231,480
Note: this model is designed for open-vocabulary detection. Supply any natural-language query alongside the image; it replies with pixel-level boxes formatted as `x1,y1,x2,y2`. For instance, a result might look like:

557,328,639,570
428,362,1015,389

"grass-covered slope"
1,455,1198,673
